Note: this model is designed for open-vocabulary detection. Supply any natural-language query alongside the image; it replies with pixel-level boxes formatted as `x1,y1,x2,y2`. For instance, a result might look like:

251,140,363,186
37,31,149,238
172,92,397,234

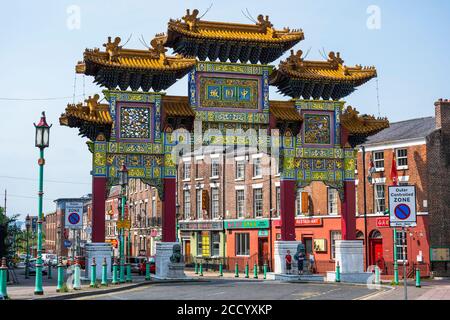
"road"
75,279,384,300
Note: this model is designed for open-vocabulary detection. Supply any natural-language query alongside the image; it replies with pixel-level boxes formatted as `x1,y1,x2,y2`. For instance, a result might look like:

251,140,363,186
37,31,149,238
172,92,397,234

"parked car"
42,254,57,266
28,259,48,275
138,256,156,275
129,256,147,274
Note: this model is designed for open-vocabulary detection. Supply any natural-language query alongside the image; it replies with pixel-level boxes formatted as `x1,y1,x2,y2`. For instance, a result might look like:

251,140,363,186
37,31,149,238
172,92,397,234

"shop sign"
258,230,269,237
376,217,390,228
273,218,322,227
179,221,223,231
225,219,269,229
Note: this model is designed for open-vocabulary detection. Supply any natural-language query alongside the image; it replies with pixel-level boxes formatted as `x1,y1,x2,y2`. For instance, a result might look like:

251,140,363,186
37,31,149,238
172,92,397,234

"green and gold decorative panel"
303,114,331,145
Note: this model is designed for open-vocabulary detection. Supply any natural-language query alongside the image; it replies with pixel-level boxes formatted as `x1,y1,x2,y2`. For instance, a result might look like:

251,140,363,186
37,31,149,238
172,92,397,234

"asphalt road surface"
76,279,384,300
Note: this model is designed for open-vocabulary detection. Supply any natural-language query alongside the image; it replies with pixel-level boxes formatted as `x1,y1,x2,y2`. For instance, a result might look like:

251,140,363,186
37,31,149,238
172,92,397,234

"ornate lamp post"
34,111,51,295
118,164,128,283
25,215,31,279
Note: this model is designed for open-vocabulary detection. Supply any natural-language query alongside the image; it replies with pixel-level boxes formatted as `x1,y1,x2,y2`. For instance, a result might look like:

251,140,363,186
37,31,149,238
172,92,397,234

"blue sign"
394,204,411,220
68,212,80,225
64,240,72,248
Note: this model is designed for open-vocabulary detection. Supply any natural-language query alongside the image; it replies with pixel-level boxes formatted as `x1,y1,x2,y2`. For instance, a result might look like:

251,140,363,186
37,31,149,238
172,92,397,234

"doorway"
258,238,269,267
369,230,384,271
184,240,191,262
303,237,313,256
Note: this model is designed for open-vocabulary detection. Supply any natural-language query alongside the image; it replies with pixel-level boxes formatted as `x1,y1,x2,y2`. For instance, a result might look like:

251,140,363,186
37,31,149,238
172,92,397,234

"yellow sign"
117,219,131,229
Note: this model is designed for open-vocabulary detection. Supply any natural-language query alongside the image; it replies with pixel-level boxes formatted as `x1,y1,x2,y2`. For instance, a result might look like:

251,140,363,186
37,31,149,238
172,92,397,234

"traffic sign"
65,202,83,229
64,239,72,248
389,185,416,227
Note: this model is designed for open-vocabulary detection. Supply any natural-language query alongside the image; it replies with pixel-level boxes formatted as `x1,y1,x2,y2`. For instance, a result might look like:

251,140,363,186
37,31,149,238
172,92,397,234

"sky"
0,0,449,220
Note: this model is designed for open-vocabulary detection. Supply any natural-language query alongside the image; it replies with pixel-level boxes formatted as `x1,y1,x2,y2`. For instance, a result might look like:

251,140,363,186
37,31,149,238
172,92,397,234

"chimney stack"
434,99,450,133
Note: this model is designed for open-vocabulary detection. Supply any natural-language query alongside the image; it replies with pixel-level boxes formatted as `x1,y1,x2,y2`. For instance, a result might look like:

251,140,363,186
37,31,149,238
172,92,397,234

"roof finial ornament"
150,35,169,65
256,14,273,32
328,51,344,67
286,49,303,69
85,94,100,116
103,36,122,62
183,8,200,31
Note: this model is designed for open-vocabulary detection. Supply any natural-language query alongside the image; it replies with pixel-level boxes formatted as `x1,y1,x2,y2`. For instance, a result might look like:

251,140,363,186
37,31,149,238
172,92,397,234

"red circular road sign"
68,212,80,225
394,204,411,220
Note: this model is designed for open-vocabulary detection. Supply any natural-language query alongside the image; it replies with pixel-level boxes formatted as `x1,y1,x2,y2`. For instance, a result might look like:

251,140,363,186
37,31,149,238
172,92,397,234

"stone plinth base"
275,273,325,282
154,242,186,279
84,243,112,280
326,272,372,284
335,240,364,273
274,241,302,274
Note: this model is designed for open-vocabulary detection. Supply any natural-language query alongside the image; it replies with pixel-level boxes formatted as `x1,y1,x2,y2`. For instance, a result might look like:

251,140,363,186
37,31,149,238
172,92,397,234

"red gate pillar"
280,180,296,241
341,180,356,240
162,178,176,242
91,176,107,243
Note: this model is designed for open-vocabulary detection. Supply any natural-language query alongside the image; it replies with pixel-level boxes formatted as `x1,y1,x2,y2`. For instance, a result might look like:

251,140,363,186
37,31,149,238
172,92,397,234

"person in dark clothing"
297,251,305,275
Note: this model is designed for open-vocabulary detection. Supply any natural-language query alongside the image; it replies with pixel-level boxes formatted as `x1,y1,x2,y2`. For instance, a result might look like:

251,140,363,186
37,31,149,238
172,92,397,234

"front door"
184,240,191,259
303,237,313,256
370,239,384,270
258,238,269,267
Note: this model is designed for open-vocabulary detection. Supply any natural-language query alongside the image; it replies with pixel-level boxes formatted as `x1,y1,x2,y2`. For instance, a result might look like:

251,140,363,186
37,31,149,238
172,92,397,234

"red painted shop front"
271,214,430,277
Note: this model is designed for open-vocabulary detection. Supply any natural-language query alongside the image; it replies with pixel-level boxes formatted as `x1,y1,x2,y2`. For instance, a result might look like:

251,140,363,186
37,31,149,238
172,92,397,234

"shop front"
225,219,270,271
178,220,225,267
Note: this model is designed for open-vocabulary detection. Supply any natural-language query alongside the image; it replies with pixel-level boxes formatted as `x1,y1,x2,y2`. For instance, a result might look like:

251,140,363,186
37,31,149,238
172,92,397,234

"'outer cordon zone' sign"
388,185,417,227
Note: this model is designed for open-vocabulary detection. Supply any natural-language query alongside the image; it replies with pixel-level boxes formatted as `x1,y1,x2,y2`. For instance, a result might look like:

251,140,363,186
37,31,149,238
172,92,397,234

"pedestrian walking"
297,251,305,275
309,252,315,273
285,250,292,274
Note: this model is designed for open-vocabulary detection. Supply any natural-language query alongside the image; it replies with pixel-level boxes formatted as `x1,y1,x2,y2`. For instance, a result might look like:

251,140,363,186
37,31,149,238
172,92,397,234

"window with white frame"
211,187,220,219
328,188,338,215
395,230,408,261
211,232,220,257
373,151,384,169
211,158,220,177
330,230,342,260
152,198,156,217
253,158,262,177
374,184,386,213
183,162,191,180
253,188,263,217
235,160,245,180
236,190,245,218
183,190,190,219
195,160,201,179
295,188,303,216
396,148,408,167
235,233,250,256
196,189,202,219
275,186,280,217
197,233,203,256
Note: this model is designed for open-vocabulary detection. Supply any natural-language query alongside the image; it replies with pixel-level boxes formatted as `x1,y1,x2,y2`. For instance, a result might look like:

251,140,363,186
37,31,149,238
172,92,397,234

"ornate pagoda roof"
269,100,302,121
161,96,195,117
60,94,113,141
165,9,304,64
270,50,377,100
341,106,389,146
77,36,196,92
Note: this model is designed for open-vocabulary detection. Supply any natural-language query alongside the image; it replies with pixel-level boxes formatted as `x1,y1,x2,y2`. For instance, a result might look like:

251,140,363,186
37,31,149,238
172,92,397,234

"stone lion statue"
170,243,183,263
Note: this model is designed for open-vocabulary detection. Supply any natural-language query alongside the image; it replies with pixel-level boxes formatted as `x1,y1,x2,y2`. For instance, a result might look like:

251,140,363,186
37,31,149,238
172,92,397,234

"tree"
0,207,20,259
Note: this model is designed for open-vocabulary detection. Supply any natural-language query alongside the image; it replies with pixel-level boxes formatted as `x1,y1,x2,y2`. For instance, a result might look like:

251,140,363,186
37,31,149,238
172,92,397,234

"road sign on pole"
65,202,84,229
388,186,416,227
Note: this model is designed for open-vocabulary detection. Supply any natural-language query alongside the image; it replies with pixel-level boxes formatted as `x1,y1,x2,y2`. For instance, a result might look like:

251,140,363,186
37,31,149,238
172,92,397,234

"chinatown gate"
60,9,389,280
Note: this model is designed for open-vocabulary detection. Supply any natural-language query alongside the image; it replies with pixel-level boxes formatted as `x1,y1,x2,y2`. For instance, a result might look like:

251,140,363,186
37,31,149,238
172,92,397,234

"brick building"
427,99,450,276
105,186,121,256
44,211,57,253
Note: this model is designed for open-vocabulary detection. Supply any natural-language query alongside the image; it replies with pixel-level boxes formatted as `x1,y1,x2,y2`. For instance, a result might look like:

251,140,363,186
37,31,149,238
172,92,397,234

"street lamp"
118,164,128,283
25,214,31,279
34,111,51,295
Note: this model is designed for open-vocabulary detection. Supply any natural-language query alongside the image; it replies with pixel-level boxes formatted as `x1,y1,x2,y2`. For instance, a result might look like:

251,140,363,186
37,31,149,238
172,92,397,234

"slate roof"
363,116,435,145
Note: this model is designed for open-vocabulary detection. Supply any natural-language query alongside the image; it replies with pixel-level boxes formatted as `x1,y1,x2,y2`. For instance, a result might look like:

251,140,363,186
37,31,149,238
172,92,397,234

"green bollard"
253,263,258,279
263,262,267,279
375,266,380,284
219,262,223,277
73,259,81,290
47,261,52,279
126,263,132,282
416,267,421,288
56,257,64,292
335,261,341,283
394,262,399,285
194,262,198,274
145,260,151,281
199,262,204,276
0,257,8,299
112,258,119,285
101,258,108,286
234,263,239,277
245,262,249,278
90,258,97,287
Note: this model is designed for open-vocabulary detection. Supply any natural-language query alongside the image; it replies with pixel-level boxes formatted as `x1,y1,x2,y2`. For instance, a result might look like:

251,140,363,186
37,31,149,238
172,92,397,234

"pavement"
367,278,450,300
